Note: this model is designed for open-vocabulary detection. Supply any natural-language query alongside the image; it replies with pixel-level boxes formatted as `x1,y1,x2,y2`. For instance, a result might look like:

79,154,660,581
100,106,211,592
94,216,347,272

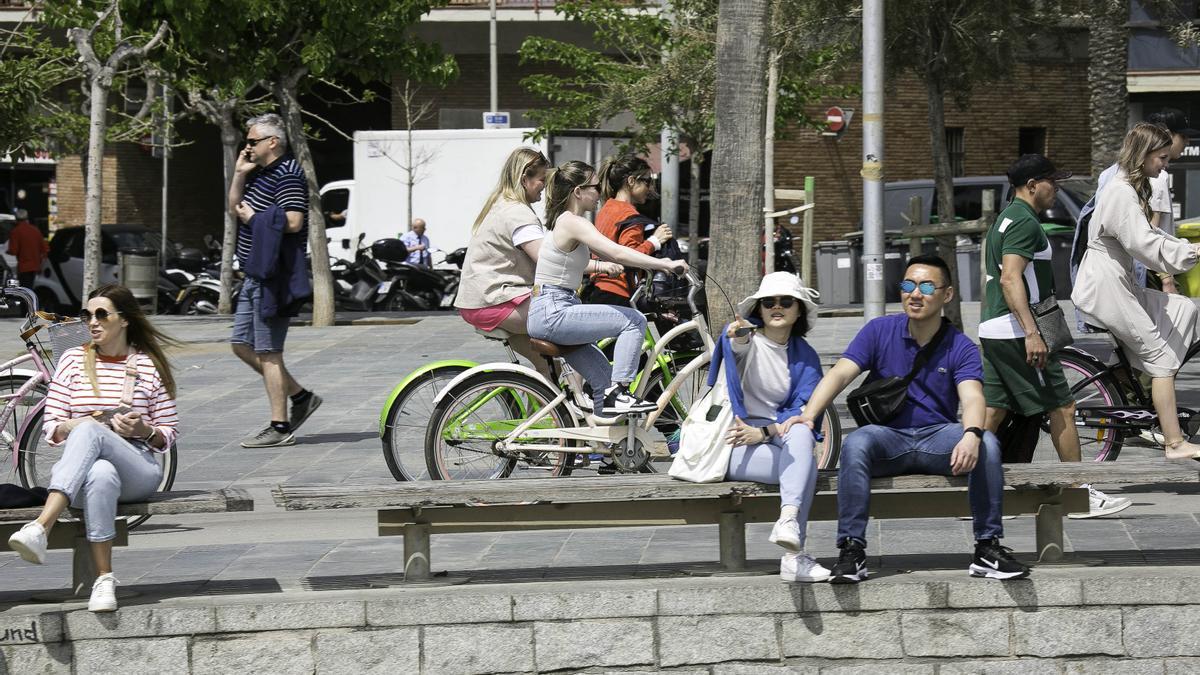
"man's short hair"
246,113,288,152
906,254,953,287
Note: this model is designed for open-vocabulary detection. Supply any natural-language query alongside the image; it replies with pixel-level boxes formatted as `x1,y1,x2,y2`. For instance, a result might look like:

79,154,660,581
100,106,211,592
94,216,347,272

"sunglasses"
760,296,796,309
899,280,947,295
81,308,121,323
244,136,275,147
578,182,601,191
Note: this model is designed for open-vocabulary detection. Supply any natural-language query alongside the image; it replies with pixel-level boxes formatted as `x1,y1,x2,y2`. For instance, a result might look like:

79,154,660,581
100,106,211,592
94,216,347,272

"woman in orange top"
586,155,673,306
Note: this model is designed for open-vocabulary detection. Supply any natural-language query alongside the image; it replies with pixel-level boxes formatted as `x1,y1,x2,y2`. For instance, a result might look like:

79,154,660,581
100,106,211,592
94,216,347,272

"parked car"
879,175,1095,231
31,224,176,313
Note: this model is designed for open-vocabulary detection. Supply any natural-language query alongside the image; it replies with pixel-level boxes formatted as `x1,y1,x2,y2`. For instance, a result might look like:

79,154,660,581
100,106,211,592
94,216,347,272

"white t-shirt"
1149,172,1175,236
512,223,545,247
732,333,791,420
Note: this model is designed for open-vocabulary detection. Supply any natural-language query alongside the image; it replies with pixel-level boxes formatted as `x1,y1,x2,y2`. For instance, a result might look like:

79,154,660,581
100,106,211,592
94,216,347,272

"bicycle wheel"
816,405,843,469
1057,350,1127,461
0,374,47,480
18,410,178,529
640,359,708,451
425,371,577,480
381,365,470,481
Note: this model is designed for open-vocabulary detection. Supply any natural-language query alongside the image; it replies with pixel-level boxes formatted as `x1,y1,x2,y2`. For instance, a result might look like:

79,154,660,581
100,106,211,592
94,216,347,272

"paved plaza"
0,303,1198,603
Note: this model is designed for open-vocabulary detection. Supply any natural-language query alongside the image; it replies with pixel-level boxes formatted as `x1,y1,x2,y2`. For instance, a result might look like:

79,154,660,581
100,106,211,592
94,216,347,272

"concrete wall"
2,575,1199,673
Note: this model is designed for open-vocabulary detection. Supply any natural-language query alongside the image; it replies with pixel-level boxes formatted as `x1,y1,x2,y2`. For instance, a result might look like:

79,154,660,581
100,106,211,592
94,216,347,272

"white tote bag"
669,367,736,483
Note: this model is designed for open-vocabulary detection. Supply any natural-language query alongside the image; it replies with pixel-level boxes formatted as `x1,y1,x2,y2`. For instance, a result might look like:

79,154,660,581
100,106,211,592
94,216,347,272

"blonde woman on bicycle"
7,284,180,612
1073,123,1200,461
527,160,688,421
456,147,554,376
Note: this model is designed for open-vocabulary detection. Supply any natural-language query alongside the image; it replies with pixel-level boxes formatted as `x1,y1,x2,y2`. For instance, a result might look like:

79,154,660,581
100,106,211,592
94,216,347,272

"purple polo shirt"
842,313,982,429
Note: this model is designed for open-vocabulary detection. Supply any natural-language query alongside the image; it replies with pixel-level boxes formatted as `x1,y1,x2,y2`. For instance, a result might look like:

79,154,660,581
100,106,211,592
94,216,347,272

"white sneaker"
7,522,47,564
1139,429,1166,446
1068,485,1133,520
781,552,831,583
599,386,657,415
768,517,802,552
88,573,118,612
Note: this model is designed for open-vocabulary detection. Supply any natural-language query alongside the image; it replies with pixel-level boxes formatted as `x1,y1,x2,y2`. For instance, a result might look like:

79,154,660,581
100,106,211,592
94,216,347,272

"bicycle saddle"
475,327,512,341
529,339,583,357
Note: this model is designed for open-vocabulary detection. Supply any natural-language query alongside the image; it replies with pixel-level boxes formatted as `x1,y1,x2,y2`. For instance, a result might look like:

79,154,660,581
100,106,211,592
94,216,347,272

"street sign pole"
862,0,885,319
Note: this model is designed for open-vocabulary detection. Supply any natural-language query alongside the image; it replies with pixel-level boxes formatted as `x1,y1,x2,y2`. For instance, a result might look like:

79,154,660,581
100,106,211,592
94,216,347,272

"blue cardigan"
244,205,312,318
708,319,824,427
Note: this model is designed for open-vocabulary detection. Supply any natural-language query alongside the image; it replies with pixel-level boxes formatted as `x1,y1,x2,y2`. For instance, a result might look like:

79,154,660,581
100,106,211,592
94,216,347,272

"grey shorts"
231,277,289,353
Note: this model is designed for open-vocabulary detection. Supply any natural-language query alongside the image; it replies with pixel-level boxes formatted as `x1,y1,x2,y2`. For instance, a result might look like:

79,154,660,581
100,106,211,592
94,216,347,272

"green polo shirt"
979,197,1056,340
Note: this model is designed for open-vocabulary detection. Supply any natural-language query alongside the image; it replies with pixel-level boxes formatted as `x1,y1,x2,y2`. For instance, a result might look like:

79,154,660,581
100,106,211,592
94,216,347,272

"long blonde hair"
471,147,549,233
1118,122,1173,219
543,160,594,230
83,284,181,398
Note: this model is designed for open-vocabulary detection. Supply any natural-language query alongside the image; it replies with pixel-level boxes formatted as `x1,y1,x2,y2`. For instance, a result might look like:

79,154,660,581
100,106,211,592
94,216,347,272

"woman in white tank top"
527,161,689,420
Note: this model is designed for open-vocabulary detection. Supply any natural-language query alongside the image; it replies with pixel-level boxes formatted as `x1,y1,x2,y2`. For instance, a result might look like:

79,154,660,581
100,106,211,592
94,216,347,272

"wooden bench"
0,489,253,595
273,461,1197,582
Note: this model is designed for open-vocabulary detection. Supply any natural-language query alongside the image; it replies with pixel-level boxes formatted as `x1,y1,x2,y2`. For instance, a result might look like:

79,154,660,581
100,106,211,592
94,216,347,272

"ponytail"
598,154,652,200
543,160,594,229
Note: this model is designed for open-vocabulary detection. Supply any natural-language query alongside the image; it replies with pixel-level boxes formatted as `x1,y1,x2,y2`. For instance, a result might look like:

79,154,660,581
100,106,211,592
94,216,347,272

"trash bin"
1177,221,1200,296
955,243,981,302
1042,223,1075,299
883,246,905,302
816,240,861,304
118,248,159,313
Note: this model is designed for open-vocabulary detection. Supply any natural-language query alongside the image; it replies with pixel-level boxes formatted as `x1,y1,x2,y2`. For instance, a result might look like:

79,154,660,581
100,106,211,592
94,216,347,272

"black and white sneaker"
829,539,868,584
600,385,657,415
969,538,1031,580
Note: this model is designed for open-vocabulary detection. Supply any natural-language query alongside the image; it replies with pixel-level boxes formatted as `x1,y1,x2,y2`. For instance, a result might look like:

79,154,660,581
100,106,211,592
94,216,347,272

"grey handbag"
1030,295,1074,353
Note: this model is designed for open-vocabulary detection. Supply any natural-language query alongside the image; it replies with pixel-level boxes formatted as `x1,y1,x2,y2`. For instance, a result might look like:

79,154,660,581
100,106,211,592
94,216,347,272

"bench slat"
274,459,1197,510
0,488,255,522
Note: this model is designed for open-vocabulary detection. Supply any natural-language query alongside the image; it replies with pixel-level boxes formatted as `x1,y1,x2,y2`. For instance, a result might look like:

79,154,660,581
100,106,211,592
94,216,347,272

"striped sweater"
43,347,179,450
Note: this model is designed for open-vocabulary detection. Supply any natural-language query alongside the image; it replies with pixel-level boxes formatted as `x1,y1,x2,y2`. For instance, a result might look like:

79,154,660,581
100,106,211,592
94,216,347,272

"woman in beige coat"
1073,123,1200,460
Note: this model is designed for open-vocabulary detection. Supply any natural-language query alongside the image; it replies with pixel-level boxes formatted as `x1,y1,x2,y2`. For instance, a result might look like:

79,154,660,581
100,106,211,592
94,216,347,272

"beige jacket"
455,199,542,309
1072,172,1200,376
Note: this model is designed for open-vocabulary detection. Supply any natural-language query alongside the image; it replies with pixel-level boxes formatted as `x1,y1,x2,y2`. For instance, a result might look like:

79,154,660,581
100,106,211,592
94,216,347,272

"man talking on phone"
226,113,321,448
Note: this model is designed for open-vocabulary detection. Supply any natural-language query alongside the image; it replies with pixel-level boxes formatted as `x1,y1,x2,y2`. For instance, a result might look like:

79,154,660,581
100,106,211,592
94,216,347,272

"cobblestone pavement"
0,303,1197,601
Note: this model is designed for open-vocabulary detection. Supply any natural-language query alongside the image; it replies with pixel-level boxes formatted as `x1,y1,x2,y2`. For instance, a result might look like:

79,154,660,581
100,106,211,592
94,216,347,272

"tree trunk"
218,107,240,315
406,123,414,230
923,34,962,330
275,76,335,327
688,154,702,268
1089,0,1128,175
82,75,110,304
708,0,771,331
763,52,780,275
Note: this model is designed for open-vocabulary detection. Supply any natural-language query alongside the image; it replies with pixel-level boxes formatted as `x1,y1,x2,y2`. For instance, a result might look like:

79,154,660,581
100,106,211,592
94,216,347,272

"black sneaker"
969,538,1031,580
289,392,323,432
600,385,657,415
829,539,868,584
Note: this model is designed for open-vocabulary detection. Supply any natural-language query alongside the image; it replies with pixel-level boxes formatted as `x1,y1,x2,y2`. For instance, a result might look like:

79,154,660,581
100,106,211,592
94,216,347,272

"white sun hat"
735,272,820,328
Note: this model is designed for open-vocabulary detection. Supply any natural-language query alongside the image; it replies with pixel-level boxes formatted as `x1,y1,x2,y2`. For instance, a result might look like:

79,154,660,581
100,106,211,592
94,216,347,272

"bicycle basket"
46,319,91,367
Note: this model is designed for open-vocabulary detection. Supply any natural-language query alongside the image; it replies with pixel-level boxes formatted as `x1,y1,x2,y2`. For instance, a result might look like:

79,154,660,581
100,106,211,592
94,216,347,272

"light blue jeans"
528,285,647,412
726,419,818,546
48,422,163,542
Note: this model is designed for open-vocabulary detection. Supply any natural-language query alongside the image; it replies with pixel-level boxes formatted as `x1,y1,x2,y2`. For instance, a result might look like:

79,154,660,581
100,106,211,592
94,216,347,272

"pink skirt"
458,293,531,332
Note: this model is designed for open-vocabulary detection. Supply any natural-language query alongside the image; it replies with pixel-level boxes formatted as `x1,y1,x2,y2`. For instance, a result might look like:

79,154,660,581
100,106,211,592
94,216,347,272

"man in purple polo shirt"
798,255,1029,583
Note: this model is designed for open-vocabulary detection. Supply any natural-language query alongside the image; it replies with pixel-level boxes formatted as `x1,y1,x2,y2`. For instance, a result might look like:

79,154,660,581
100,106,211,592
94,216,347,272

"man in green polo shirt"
980,154,1130,519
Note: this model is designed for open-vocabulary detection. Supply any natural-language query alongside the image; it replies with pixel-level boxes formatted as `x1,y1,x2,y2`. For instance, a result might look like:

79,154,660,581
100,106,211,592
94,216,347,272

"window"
322,189,350,229
1019,127,1047,156
946,127,965,177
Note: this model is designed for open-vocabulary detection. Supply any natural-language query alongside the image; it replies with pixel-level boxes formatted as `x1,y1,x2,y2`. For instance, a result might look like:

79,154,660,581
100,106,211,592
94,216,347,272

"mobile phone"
91,404,134,427
733,325,755,338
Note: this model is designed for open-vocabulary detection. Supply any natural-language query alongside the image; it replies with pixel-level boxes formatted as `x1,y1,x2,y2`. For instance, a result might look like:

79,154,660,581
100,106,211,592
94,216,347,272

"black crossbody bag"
846,319,950,427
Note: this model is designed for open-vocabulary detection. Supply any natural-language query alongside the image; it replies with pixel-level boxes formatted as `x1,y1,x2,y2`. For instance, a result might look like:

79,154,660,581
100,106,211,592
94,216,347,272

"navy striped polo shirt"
237,155,309,268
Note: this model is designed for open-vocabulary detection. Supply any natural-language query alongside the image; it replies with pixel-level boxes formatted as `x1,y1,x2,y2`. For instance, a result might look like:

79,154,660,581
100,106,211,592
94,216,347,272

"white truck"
319,128,550,262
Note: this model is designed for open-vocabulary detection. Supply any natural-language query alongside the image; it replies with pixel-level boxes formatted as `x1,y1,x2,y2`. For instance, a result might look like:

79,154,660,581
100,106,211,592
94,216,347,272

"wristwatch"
964,426,984,440
760,426,772,441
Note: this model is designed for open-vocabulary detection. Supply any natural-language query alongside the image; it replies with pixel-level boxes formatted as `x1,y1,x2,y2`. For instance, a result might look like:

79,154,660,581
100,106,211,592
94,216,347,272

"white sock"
780,505,799,520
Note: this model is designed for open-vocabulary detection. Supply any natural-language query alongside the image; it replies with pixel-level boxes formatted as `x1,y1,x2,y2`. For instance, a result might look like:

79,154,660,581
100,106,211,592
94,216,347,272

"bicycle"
422,271,843,480
1051,329,1200,461
0,284,177,528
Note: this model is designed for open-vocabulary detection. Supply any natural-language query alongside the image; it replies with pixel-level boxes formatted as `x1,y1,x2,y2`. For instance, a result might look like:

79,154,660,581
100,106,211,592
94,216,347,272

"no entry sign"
826,106,846,133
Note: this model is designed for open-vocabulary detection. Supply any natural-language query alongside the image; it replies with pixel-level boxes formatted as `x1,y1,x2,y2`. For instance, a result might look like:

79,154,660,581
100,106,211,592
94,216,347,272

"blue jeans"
49,423,163,542
726,419,818,546
528,285,646,412
836,422,1004,546
231,277,289,353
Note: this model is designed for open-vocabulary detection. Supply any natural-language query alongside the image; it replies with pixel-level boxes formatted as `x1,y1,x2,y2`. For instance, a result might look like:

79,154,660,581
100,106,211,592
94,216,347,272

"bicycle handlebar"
0,282,39,320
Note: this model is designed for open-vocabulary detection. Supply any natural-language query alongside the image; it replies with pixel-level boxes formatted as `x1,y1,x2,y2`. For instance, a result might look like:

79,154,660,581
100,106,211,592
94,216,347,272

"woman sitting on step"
8,284,180,613
717,272,830,583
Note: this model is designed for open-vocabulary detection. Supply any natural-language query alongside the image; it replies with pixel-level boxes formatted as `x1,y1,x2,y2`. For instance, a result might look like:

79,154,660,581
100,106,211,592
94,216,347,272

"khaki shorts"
981,337,1074,416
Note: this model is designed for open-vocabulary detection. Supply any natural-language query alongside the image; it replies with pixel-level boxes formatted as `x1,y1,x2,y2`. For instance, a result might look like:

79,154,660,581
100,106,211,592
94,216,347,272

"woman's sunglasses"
760,296,796,309
899,280,946,295
81,308,121,323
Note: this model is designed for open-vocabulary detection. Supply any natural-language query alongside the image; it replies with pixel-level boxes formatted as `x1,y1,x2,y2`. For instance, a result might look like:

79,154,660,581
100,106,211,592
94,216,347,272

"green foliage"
519,0,853,153
0,26,75,157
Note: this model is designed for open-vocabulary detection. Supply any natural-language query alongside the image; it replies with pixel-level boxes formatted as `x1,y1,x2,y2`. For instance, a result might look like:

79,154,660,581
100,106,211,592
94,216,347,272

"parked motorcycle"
369,238,461,311
331,234,396,311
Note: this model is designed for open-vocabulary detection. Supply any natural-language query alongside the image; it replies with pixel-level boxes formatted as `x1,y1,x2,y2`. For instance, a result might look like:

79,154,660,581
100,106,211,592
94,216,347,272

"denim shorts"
231,277,289,353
